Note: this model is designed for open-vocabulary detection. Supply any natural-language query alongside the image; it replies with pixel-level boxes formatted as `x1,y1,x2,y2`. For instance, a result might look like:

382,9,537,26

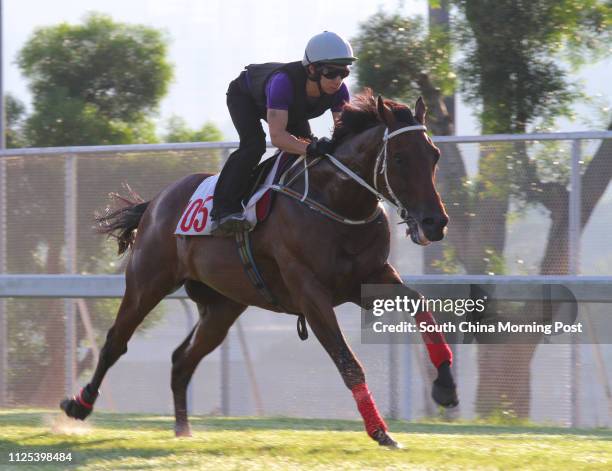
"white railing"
2,274,612,300
0,131,609,157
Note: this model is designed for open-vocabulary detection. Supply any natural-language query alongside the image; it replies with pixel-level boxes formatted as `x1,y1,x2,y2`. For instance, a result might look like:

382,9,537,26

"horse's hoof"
175,424,192,438
432,380,459,408
60,397,93,420
372,429,403,449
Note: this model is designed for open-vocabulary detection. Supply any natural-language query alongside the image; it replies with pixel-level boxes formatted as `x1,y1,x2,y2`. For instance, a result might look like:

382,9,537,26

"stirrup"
210,213,252,237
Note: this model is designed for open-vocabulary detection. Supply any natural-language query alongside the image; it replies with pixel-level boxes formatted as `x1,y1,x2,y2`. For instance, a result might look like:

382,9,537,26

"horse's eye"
394,155,402,164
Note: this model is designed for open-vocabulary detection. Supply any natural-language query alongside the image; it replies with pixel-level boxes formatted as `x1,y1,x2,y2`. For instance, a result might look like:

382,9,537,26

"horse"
60,89,457,448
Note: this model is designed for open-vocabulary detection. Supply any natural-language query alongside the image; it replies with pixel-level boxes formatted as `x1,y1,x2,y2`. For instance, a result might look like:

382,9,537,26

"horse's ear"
415,96,427,125
377,95,395,126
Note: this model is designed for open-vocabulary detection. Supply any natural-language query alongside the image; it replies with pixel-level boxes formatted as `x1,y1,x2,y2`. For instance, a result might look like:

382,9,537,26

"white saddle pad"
174,155,282,236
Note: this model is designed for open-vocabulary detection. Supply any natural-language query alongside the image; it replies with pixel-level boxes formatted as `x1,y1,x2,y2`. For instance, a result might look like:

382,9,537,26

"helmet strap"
317,78,326,96
306,64,328,96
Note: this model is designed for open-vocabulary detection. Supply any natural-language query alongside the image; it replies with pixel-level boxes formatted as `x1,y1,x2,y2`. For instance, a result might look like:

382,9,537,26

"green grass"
0,409,610,470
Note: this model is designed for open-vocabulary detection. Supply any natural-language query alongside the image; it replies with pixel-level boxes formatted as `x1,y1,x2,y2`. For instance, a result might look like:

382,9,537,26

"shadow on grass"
1,409,611,440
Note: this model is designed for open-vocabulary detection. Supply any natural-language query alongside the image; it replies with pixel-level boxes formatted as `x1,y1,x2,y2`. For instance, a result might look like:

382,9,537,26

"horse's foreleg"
281,265,399,448
359,263,458,408
60,268,179,420
171,297,246,437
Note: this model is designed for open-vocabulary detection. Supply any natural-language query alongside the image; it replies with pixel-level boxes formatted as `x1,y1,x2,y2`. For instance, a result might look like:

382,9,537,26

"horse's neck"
309,125,386,221
335,125,385,180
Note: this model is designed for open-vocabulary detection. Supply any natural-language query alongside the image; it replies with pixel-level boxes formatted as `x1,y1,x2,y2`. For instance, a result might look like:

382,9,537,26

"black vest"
244,61,336,137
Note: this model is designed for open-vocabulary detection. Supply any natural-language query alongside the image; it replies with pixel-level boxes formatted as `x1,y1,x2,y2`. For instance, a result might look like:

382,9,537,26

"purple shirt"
265,72,349,113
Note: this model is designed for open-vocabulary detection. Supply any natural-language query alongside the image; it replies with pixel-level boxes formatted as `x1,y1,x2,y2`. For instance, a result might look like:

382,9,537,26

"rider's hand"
306,137,334,158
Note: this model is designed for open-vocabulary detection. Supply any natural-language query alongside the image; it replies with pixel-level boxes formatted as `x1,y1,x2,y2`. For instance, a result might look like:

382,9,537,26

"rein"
271,155,383,225
272,124,427,225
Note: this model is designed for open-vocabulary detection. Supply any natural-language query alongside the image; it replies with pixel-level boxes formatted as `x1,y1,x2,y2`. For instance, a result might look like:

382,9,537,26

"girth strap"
235,230,308,341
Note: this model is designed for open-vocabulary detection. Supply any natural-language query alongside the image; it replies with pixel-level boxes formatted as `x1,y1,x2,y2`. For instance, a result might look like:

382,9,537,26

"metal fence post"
569,140,582,427
0,0,7,404
216,146,232,416
402,343,413,420
220,336,230,415
179,300,196,414
217,141,230,416
64,155,77,396
569,140,582,275
0,156,6,406
387,204,400,419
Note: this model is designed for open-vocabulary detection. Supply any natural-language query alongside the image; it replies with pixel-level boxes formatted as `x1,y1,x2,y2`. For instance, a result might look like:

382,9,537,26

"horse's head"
376,96,448,245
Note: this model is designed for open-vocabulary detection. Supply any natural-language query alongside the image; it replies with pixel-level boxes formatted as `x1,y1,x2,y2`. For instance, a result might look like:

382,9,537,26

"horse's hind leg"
61,259,180,420
171,281,246,437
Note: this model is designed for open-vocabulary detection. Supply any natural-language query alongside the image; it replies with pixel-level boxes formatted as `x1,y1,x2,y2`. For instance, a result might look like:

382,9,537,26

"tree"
18,13,173,146
453,0,610,418
162,116,224,143
8,13,176,406
7,14,229,407
456,0,610,134
353,1,611,417
5,94,28,148
351,10,461,163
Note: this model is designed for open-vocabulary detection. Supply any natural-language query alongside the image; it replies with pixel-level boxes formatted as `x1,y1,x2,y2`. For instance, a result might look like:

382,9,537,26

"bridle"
324,124,427,222
373,125,427,219
271,123,428,233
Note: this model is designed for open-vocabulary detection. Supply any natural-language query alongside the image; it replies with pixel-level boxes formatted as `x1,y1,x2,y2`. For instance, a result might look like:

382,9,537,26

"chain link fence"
0,132,611,427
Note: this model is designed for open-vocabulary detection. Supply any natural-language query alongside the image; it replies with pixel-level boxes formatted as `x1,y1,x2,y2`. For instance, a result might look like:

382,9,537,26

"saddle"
241,151,300,222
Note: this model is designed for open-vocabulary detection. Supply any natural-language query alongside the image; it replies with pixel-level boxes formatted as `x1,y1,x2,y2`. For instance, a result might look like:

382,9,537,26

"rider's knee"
241,133,266,157
252,136,267,157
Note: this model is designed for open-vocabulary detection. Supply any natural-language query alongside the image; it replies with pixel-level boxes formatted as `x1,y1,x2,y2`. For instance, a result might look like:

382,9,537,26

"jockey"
210,31,356,236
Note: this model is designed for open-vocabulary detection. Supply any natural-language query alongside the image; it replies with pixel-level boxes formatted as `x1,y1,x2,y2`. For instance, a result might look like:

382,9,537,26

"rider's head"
302,31,356,95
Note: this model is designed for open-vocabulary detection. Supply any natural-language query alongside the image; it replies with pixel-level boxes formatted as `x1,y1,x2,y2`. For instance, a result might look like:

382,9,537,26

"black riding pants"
212,75,267,217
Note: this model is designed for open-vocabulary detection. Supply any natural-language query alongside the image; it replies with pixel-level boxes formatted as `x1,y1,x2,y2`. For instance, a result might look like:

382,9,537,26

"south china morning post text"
370,295,581,334
360,283,593,344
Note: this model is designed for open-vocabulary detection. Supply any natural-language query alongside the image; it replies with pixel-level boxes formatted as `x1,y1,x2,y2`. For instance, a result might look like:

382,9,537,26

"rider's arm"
267,108,309,155
266,72,310,155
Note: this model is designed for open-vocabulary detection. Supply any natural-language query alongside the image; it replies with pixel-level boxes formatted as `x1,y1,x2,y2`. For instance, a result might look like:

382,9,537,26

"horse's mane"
332,88,417,144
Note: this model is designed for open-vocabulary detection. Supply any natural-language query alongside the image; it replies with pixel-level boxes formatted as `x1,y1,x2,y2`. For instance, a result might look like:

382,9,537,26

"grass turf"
0,409,610,470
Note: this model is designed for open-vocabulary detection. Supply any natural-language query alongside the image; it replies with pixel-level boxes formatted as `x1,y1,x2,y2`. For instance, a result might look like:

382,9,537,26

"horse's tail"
96,185,150,255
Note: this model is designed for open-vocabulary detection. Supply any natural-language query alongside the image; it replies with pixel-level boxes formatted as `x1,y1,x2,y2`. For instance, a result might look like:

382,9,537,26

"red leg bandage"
415,311,453,368
351,383,387,437
74,387,94,409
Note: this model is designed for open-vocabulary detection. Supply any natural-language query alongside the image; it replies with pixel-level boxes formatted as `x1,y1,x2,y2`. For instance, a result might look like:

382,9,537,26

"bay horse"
61,90,457,448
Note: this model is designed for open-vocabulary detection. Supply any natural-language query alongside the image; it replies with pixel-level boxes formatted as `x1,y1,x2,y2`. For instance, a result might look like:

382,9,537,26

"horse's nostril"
422,217,435,227
422,216,448,228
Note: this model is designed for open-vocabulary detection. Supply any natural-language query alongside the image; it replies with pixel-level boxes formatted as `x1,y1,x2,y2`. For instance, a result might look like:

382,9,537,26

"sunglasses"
319,66,350,80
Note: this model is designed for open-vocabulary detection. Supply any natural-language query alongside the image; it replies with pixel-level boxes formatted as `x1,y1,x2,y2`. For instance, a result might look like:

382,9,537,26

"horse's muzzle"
408,215,448,245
